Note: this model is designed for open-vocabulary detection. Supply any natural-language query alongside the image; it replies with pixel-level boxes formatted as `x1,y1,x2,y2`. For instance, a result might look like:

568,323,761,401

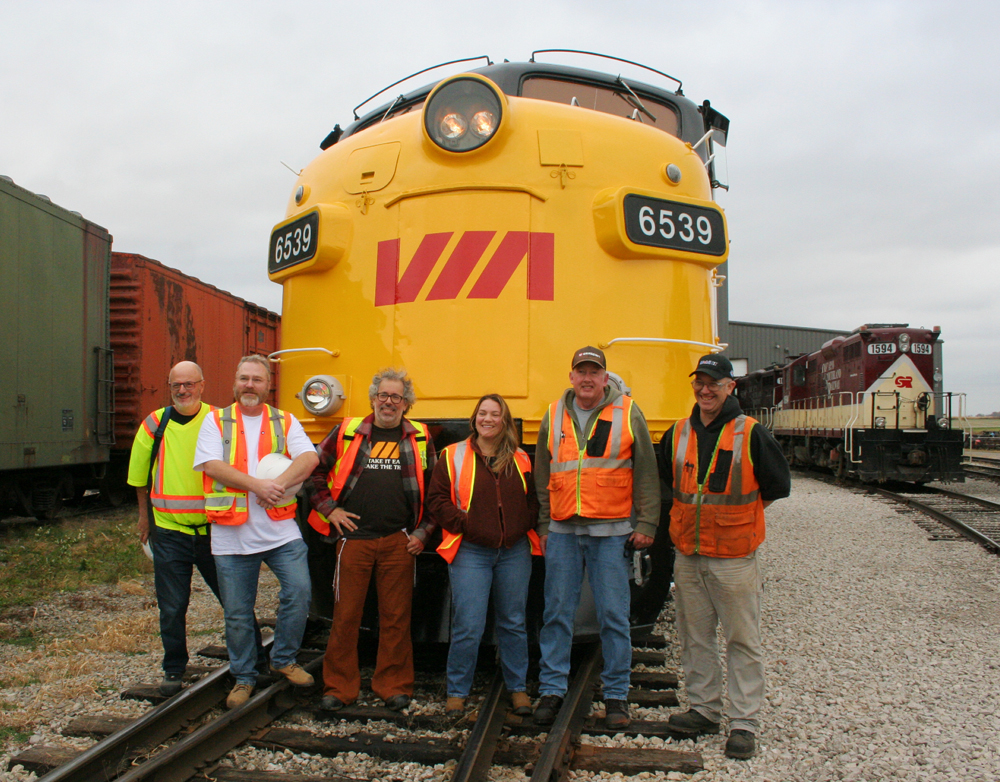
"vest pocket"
548,471,572,493
596,474,630,488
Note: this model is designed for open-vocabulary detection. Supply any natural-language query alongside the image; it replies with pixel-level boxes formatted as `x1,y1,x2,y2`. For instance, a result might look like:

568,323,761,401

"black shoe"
667,709,720,737
320,694,345,711
725,729,756,759
159,673,183,697
384,694,411,711
604,698,631,730
533,694,564,726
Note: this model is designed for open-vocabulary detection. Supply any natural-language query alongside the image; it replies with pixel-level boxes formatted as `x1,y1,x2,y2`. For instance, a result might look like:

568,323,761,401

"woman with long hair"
427,393,540,717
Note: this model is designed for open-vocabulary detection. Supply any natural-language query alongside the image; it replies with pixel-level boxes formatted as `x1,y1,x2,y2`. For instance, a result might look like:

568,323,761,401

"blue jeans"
215,538,311,684
447,537,531,697
151,526,220,675
538,532,632,700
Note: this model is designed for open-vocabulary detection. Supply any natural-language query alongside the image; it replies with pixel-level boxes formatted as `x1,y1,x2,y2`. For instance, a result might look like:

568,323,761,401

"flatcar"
268,51,732,638
737,324,965,483
0,175,281,520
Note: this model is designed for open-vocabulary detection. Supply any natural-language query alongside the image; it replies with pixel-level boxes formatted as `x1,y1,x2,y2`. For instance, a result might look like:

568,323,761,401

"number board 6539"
269,211,319,273
623,194,727,256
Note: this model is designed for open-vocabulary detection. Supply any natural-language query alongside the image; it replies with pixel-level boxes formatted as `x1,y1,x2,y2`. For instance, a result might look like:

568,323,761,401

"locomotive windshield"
521,77,680,137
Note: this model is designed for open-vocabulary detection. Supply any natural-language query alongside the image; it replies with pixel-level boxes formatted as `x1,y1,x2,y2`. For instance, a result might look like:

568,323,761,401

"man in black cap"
658,353,789,760
532,345,660,730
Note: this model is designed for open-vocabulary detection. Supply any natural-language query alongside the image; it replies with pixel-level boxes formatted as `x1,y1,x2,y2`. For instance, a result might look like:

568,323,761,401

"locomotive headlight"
440,112,468,139
470,110,497,137
898,333,910,352
300,375,345,417
424,75,505,152
874,417,887,429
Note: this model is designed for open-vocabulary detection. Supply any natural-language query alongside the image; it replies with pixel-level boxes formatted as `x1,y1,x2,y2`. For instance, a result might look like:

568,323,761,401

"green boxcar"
0,176,114,518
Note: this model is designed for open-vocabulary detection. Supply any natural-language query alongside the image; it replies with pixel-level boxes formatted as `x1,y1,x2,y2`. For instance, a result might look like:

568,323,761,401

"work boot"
226,683,254,709
510,691,532,716
604,698,631,730
320,694,345,711
271,663,314,687
445,696,466,717
725,729,756,759
384,694,411,711
667,708,721,737
533,694,564,726
158,673,183,697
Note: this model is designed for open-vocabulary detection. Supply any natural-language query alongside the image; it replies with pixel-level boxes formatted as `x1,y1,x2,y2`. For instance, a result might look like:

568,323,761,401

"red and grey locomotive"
737,324,965,483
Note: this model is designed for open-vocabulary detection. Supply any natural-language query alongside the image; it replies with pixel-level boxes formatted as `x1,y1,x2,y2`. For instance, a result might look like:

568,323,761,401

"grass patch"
0,725,30,743
0,506,152,618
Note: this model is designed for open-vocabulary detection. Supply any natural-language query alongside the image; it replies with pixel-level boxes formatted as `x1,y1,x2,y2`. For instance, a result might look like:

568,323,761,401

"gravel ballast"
3,475,1000,781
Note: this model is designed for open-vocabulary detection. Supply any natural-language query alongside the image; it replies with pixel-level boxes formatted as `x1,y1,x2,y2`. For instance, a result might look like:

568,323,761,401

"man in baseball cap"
659,353,789,759
532,345,660,731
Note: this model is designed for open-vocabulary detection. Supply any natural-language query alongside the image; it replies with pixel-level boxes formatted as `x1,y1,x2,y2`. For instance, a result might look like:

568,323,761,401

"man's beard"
239,392,261,407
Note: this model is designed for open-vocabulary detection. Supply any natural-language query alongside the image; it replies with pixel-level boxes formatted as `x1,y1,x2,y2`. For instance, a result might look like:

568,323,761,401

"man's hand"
254,478,286,509
325,507,360,535
629,532,655,549
538,534,548,557
405,533,424,555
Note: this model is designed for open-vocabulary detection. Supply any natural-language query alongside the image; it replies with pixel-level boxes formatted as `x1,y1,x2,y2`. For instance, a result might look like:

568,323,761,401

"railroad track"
963,456,1000,482
866,484,1000,554
12,635,705,781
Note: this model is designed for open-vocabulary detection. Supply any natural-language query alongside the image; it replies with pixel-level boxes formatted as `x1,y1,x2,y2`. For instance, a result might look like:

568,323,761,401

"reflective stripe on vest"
203,404,296,525
546,395,635,520
143,405,214,530
669,414,765,557
436,439,539,562
307,418,429,536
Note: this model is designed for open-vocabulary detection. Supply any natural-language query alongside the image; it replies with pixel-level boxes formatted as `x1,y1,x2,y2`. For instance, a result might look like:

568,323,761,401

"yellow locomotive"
268,52,730,445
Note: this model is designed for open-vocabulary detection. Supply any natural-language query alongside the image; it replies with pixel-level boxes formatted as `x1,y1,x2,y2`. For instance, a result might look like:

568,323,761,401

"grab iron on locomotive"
736,324,966,483
267,51,732,639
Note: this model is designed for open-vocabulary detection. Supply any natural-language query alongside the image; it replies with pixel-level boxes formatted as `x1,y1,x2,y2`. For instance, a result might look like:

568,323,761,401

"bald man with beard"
128,360,221,697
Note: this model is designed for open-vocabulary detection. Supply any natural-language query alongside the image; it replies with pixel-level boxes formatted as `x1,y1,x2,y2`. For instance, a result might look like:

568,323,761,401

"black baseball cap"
690,353,735,380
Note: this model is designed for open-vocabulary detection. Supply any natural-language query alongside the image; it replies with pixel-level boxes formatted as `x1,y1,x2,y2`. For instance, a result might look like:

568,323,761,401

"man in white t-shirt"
195,355,319,709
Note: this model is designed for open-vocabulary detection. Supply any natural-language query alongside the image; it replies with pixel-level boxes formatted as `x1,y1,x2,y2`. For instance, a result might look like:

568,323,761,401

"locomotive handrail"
352,55,493,119
600,337,727,351
267,347,340,361
530,49,684,95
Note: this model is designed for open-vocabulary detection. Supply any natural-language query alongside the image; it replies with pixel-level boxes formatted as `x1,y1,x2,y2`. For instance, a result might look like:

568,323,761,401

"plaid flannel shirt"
307,414,438,542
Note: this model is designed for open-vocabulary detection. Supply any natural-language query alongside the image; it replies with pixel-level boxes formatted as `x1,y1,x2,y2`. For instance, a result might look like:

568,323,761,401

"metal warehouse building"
719,320,849,376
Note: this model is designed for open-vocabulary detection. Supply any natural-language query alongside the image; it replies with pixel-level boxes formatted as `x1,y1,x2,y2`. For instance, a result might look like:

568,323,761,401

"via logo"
895,376,913,389
375,231,554,305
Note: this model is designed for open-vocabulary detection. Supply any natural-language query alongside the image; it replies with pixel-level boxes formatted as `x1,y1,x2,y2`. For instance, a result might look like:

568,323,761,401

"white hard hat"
256,452,303,500
142,540,154,561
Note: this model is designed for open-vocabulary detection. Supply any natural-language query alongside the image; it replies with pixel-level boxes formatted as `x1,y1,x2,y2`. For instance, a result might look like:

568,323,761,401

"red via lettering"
895,376,913,388
375,231,555,306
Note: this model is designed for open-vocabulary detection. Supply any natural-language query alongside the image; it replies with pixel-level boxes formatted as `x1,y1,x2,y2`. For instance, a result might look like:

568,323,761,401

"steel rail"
449,671,508,782
867,486,1000,554
36,654,245,782
111,654,322,782
529,642,602,782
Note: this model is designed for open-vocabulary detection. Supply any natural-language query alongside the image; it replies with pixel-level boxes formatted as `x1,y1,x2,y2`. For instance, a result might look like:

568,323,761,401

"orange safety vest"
203,404,297,525
306,417,430,536
546,395,635,521
669,414,765,558
436,439,541,563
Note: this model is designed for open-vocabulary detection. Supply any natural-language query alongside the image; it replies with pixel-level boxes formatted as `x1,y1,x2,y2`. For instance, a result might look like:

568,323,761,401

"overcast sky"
3,1,998,414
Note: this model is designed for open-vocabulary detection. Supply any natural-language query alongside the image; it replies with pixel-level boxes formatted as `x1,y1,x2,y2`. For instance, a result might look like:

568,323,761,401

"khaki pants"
673,549,764,734
322,532,414,703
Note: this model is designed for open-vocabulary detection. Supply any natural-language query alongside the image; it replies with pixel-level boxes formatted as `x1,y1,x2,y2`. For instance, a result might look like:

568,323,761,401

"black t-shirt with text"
342,425,411,539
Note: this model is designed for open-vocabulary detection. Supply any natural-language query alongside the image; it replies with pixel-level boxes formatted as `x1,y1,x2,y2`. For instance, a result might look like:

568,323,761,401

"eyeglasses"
375,392,404,404
691,379,730,392
169,381,202,391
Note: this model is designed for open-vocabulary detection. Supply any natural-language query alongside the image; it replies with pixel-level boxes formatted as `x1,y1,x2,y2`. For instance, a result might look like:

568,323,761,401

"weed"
0,507,152,617
0,726,30,743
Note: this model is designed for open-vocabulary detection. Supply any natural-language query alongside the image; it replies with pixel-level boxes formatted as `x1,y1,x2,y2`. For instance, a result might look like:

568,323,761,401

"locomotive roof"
334,60,714,150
